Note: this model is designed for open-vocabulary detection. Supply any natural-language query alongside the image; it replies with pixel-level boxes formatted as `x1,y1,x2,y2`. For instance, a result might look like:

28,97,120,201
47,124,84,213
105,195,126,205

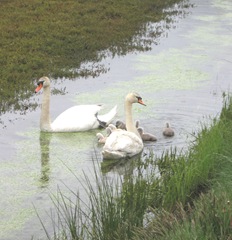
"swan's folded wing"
102,131,143,159
51,105,102,132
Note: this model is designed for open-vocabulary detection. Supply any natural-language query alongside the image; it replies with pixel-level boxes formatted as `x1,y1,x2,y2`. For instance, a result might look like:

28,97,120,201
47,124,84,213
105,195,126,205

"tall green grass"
155,118,224,211
37,97,232,239
37,158,157,239
136,96,232,239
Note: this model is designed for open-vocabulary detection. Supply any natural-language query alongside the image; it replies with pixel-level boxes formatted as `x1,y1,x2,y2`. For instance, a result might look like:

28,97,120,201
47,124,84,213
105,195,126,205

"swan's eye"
137,97,143,103
37,80,44,86
137,97,146,106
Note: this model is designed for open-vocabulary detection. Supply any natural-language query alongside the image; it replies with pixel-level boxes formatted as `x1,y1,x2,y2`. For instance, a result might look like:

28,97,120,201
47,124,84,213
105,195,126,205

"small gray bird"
163,122,174,137
137,127,157,141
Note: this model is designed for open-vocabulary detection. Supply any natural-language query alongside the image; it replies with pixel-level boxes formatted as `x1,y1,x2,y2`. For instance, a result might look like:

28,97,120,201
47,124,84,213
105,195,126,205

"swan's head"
35,76,50,93
96,133,104,140
137,127,144,135
108,124,117,132
126,92,146,106
135,120,140,128
105,127,112,136
115,120,126,129
116,120,123,127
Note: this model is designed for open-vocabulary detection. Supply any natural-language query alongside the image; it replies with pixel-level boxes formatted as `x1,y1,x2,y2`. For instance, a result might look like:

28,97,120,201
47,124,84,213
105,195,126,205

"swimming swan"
102,92,146,159
35,76,117,132
163,122,174,137
137,127,157,141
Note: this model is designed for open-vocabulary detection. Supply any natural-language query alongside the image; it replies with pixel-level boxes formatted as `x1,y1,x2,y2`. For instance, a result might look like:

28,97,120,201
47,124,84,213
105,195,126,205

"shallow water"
1,0,232,239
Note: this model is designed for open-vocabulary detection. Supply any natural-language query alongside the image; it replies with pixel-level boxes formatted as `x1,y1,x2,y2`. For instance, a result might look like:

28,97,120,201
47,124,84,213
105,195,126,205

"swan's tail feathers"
98,105,117,126
95,113,107,129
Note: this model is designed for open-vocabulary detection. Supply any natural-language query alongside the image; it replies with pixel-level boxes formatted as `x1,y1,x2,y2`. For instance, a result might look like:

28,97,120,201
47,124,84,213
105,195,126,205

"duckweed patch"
0,158,38,239
0,208,34,240
135,48,209,92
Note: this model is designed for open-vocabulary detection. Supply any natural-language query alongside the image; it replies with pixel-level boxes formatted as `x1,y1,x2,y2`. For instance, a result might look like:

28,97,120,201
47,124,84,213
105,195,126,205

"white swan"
137,127,157,142
102,92,146,159
163,122,174,137
35,76,117,132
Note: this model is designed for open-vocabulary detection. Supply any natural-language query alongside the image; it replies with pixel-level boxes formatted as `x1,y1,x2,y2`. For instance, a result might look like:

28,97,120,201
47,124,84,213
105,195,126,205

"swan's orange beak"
138,99,146,106
35,83,43,93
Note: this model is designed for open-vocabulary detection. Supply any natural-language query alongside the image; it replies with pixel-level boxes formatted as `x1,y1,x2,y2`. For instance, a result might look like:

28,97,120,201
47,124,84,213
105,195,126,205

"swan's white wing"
98,105,117,125
51,105,102,132
102,131,143,159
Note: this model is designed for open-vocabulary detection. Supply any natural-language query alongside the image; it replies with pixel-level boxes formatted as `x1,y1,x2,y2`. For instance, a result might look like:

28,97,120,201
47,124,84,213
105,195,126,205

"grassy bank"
0,0,191,114
37,95,232,239
137,97,232,239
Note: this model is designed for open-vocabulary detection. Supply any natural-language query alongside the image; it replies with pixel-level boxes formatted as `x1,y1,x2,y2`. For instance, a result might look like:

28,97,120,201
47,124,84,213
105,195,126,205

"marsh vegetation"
0,0,191,114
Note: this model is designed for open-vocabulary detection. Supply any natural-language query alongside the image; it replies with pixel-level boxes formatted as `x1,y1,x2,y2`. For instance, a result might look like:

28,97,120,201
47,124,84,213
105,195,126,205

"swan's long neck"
40,86,52,132
125,100,141,138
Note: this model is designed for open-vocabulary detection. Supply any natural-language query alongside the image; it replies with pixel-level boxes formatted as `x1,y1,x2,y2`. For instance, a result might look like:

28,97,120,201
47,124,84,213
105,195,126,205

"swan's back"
52,105,101,132
102,130,143,159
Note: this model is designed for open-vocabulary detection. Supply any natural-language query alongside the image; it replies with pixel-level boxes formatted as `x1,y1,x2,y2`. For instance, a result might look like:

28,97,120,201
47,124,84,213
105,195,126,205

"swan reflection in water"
39,132,53,187
101,152,146,179
38,125,157,189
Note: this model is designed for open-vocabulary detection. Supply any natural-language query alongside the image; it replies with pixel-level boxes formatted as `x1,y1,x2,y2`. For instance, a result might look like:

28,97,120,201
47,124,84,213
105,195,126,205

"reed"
38,156,158,239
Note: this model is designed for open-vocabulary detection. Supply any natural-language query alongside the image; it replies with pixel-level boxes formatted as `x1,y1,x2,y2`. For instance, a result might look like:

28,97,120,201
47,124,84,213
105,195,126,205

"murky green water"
0,0,232,239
